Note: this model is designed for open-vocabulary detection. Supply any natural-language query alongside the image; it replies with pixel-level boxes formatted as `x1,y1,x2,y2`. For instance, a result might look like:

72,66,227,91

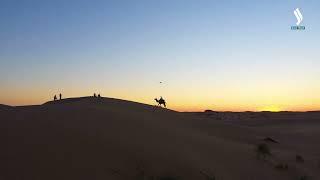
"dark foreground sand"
1,97,320,180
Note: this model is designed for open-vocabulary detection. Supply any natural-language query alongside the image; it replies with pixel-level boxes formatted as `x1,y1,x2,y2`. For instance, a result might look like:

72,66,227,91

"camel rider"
160,96,164,101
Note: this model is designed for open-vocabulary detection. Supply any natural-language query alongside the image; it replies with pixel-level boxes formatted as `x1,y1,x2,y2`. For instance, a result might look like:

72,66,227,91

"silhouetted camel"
155,97,166,108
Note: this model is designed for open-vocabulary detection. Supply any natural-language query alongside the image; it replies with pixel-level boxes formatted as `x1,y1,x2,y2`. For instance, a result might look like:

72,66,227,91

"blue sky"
0,0,319,111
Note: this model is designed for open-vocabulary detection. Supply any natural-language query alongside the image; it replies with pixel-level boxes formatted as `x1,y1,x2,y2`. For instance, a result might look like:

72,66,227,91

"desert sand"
1,97,320,180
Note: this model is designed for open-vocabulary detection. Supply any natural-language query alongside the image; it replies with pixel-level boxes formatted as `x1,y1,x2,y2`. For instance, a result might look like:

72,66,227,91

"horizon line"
1,96,319,113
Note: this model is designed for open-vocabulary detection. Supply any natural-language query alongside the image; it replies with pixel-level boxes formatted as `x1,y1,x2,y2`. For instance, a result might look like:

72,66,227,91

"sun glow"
259,105,282,112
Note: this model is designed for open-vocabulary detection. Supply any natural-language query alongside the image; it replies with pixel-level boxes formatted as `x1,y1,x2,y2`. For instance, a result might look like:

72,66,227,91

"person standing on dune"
54,95,57,101
59,93,62,100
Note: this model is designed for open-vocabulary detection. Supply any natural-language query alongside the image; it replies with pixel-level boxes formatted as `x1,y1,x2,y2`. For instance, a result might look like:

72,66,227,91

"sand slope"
1,97,320,180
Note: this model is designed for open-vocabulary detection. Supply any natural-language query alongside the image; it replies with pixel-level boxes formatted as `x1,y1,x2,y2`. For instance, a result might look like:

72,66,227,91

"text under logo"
291,8,305,30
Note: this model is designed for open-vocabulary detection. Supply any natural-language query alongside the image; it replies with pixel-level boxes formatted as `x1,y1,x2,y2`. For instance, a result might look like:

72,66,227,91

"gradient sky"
1,0,319,111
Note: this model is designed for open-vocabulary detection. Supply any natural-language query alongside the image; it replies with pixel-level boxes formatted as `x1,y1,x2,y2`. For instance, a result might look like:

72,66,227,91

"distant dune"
0,104,12,110
0,104,11,108
1,97,320,180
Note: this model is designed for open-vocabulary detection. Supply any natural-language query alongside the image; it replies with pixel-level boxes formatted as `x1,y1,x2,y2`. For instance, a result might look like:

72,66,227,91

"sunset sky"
1,0,319,111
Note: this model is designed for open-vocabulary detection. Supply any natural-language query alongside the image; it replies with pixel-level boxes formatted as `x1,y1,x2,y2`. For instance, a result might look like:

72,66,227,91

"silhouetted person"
59,93,62,100
94,93,96,97
54,95,57,101
98,94,101,98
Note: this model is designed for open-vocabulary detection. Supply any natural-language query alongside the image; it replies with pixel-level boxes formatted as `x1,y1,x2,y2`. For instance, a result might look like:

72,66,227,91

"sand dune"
0,104,12,110
1,97,320,180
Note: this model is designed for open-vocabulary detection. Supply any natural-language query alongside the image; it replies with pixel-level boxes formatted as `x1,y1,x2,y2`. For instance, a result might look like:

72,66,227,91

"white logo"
294,8,303,25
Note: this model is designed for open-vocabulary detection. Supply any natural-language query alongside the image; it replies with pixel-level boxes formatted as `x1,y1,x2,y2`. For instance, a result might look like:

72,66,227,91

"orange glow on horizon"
258,105,282,112
0,88,319,112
